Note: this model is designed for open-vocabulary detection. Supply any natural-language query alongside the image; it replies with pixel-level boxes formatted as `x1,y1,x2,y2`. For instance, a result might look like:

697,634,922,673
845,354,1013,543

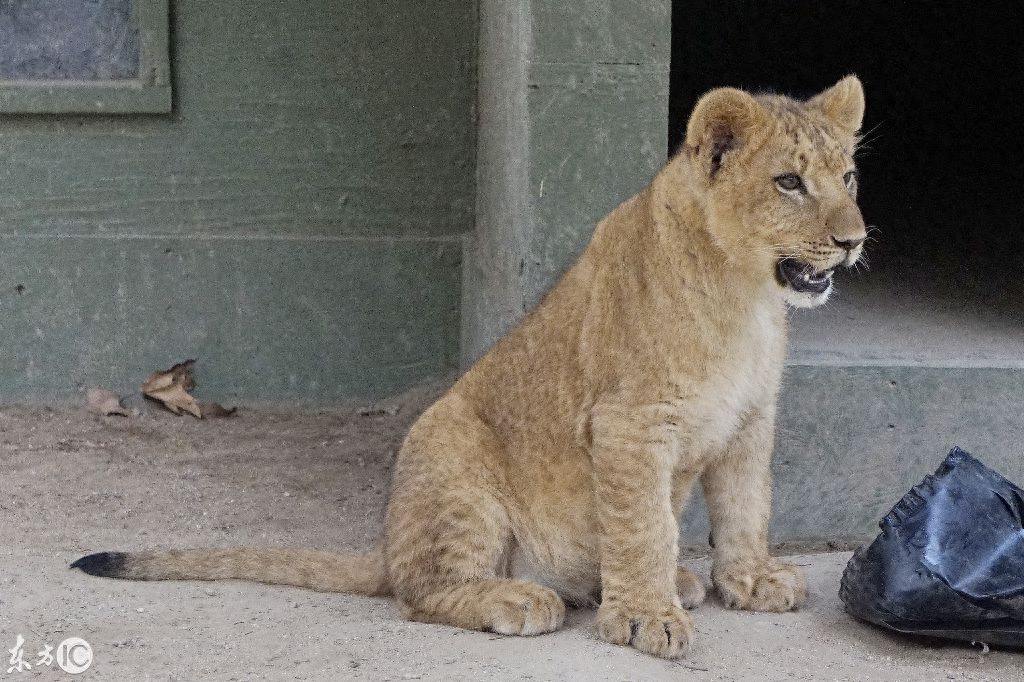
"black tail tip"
70,552,129,578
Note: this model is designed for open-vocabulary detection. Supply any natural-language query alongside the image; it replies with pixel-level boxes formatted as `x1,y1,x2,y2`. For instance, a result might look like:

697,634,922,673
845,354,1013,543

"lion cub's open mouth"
776,258,834,294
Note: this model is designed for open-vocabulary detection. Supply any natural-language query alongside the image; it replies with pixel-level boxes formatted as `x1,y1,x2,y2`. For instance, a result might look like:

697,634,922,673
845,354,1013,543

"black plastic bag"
840,447,1024,647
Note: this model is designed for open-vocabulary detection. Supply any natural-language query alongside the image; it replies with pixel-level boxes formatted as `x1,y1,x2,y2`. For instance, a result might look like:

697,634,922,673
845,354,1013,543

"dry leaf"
86,389,130,417
142,360,202,418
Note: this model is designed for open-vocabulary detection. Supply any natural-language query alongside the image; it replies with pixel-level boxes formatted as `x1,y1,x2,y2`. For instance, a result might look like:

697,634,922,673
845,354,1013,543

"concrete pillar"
463,0,671,365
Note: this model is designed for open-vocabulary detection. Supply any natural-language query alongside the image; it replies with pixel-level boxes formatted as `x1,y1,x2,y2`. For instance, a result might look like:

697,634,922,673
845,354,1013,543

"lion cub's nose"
831,235,865,251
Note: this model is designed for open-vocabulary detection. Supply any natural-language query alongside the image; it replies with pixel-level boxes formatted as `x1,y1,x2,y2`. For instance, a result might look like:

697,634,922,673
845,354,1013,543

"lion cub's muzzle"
776,239,861,308
776,258,834,295
832,235,866,268
775,236,863,301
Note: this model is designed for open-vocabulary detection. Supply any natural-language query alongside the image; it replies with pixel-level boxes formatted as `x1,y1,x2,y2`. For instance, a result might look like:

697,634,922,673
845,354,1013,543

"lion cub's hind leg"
676,565,706,609
384,397,566,637
402,576,566,636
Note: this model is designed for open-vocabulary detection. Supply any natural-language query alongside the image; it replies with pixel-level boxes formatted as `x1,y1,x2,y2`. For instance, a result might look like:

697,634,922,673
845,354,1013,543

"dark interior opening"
670,1,1024,366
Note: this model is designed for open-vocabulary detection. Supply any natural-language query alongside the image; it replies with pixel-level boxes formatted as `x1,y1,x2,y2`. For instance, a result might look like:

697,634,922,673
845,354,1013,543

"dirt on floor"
1,386,1021,681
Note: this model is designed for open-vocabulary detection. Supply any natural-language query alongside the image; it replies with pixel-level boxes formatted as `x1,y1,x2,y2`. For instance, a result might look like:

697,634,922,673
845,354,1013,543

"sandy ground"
2,389,1022,681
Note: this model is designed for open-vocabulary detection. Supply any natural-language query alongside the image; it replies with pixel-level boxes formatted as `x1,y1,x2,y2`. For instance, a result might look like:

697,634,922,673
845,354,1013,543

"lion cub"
73,77,867,659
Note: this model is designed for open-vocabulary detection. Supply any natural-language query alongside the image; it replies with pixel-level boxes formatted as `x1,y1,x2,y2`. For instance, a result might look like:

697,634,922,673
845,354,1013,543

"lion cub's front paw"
712,558,807,612
595,602,694,658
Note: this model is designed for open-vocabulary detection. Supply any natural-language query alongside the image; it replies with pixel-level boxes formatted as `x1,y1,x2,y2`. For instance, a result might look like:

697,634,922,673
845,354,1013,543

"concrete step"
683,364,1024,547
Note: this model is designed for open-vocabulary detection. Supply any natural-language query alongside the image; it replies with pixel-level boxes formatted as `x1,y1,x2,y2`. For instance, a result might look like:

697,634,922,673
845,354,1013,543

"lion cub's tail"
70,546,390,596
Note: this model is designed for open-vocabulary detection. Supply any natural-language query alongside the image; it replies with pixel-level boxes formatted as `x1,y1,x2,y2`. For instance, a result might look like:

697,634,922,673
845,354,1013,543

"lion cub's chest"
672,298,785,450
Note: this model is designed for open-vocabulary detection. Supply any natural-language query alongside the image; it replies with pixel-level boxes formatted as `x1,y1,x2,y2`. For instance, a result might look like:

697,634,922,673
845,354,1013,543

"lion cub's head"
684,76,867,307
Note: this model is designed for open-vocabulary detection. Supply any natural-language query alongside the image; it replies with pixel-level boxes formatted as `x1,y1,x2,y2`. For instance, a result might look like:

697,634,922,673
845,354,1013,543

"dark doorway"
670,1,1024,366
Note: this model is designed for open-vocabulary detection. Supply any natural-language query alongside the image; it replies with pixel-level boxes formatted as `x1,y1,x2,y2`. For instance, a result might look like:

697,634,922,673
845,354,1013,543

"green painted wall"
0,0,475,402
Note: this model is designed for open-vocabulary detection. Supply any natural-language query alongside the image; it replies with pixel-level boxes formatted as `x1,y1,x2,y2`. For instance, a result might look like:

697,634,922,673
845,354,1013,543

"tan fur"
74,77,867,659
115,548,390,595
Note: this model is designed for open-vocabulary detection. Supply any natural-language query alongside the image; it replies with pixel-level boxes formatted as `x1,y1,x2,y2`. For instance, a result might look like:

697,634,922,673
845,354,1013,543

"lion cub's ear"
807,75,865,135
685,88,764,177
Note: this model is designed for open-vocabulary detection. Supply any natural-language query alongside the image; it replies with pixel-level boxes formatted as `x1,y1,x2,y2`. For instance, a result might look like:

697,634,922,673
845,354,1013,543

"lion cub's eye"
843,170,858,189
774,173,805,193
